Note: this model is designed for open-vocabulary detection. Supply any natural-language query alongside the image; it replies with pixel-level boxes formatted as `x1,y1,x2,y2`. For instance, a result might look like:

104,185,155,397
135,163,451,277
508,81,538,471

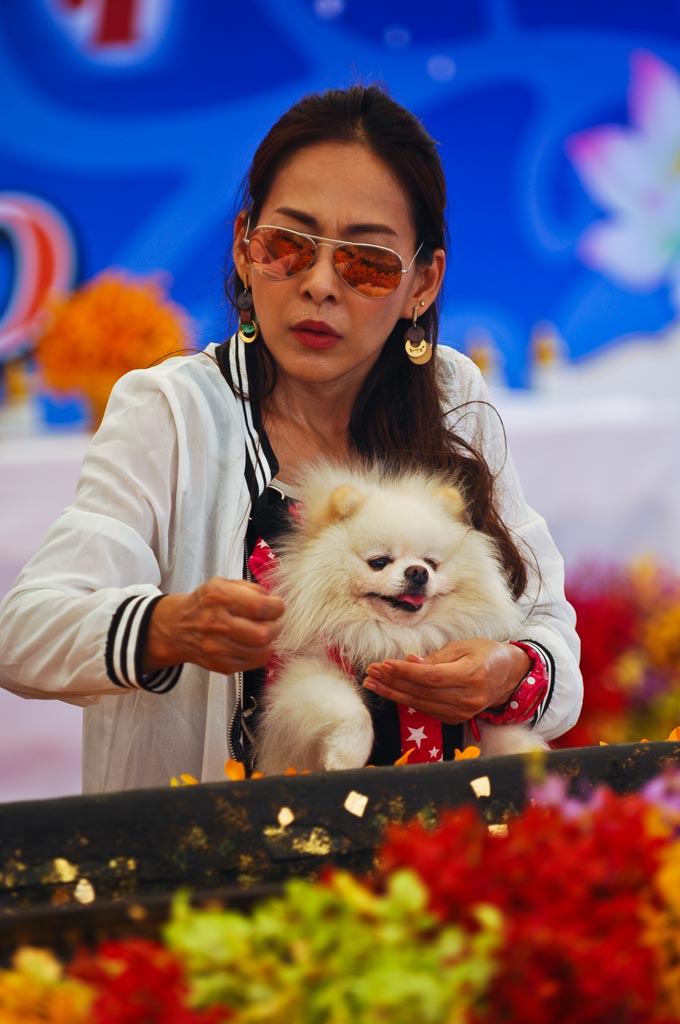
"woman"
0,86,581,792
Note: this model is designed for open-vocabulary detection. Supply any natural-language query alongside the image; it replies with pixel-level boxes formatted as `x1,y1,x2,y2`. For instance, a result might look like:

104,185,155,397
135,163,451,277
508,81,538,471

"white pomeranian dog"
254,463,546,774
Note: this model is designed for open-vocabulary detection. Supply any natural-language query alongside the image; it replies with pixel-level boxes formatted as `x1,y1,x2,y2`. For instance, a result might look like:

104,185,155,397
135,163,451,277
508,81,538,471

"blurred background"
2,0,680,802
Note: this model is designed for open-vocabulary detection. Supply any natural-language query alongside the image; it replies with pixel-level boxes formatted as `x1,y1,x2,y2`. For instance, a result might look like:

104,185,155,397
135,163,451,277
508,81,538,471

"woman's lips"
291,320,341,350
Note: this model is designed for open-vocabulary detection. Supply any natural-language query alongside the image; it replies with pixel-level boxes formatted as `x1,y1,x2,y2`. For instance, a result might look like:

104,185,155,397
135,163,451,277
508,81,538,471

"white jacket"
0,339,582,792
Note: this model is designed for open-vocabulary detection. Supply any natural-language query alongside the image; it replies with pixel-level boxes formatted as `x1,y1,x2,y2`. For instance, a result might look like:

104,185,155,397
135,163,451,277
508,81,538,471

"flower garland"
560,559,680,747
4,770,680,1022
33,270,193,428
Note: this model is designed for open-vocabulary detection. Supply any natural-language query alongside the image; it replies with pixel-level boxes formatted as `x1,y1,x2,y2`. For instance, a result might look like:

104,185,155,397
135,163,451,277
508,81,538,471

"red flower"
378,794,671,1024
69,938,229,1024
559,561,680,748
558,568,638,746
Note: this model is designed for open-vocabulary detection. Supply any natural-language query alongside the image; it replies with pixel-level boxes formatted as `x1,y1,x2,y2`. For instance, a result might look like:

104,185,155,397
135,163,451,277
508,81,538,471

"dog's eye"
425,558,439,571
368,556,392,571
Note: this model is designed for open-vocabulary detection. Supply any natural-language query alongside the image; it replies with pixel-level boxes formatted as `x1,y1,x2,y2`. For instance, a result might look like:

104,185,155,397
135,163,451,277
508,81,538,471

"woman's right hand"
142,578,285,676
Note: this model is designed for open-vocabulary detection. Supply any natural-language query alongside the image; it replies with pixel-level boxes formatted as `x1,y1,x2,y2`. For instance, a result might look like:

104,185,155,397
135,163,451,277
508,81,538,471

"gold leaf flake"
262,824,332,856
277,806,295,828
52,858,78,883
343,790,369,817
126,903,148,922
50,887,71,907
108,856,138,873
291,827,332,856
487,823,509,837
184,825,209,850
74,878,96,904
469,775,491,798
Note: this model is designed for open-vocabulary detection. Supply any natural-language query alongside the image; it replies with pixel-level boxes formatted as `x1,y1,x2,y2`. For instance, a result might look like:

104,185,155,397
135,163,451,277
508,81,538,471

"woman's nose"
299,242,342,303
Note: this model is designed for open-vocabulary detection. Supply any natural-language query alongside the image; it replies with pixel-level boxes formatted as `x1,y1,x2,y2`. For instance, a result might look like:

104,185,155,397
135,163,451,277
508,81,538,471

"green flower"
163,872,502,1022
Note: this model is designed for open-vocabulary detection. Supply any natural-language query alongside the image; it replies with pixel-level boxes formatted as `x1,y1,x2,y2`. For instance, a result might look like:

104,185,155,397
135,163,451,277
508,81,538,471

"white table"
491,389,680,571
1,390,679,803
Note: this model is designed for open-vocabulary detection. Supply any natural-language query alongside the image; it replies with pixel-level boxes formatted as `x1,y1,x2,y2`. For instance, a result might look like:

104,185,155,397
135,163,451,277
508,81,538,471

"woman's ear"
401,247,446,321
233,210,250,283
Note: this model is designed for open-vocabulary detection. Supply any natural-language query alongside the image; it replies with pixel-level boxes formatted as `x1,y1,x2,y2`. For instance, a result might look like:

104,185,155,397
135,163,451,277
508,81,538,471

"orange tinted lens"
334,244,402,297
249,228,315,279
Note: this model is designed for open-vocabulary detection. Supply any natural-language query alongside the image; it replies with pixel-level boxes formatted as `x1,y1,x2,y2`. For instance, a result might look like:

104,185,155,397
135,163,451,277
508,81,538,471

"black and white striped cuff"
518,639,555,726
105,594,183,694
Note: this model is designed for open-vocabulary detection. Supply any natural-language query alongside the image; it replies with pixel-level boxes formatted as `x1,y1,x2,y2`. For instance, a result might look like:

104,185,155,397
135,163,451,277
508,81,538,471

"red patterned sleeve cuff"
477,640,552,726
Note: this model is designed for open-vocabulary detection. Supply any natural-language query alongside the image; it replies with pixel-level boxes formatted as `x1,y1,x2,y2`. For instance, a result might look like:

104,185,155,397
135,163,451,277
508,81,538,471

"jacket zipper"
227,541,250,760
227,671,244,760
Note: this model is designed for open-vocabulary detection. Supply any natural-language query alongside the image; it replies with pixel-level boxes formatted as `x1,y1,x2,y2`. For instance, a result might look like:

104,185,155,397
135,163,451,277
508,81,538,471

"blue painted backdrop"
1,0,680,386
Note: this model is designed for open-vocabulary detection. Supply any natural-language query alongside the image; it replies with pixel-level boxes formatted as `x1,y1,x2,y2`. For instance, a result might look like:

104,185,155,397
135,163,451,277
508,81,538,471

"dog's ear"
435,486,467,522
307,484,365,532
325,484,366,523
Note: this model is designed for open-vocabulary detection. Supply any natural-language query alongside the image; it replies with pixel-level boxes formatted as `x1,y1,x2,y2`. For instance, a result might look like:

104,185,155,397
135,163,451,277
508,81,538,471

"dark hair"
226,85,527,597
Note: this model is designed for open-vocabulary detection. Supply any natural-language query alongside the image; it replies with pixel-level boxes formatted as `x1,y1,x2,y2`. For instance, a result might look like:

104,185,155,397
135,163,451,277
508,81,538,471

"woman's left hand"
362,638,531,724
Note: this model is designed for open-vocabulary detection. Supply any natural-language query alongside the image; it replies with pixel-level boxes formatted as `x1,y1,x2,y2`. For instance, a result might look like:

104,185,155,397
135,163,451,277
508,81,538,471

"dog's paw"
477,721,549,757
320,717,374,771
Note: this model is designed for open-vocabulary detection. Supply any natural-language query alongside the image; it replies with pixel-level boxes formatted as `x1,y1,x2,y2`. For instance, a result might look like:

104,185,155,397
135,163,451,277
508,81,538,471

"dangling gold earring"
404,301,432,364
237,284,259,343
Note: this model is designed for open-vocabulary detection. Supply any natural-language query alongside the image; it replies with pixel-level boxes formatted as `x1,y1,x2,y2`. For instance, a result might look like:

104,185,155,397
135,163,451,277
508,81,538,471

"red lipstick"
291,319,342,350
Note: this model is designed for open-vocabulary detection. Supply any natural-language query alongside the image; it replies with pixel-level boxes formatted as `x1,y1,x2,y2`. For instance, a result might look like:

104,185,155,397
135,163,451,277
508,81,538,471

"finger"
364,674,456,702
204,614,283,649
228,646,277,670
251,594,286,621
227,589,285,622
366,660,456,687
196,637,278,673
203,581,285,621
420,642,470,666
362,679,467,723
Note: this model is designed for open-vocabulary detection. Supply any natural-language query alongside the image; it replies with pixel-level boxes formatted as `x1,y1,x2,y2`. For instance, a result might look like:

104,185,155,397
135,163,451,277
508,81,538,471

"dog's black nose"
404,565,428,586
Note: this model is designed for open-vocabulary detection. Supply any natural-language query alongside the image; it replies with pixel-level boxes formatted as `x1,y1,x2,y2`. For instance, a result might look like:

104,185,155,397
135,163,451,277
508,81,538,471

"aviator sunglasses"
243,220,424,299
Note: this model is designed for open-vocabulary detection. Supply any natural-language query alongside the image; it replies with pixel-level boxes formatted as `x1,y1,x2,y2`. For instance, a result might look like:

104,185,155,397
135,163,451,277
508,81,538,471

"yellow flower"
629,555,663,595
641,604,680,672
642,839,680,1017
613,650,646,691
0,946,92,1023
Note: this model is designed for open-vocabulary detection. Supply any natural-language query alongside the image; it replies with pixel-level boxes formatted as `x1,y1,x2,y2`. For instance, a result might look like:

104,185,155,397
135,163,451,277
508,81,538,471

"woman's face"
234,141,444,394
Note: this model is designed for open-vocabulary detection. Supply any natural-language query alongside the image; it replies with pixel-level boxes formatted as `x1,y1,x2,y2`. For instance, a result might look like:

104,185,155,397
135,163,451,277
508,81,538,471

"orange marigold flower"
454,745,481,760
223,759,246,781
34,270,193,426
170,773,199,787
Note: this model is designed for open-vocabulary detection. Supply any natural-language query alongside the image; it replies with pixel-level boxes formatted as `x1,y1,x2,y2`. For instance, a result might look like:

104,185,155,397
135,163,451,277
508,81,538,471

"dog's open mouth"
367,592,426,614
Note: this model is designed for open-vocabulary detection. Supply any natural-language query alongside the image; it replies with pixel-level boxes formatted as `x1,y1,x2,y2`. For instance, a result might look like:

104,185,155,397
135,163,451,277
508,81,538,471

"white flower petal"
629,50,680,149
577,217,671,289
567,125,661,213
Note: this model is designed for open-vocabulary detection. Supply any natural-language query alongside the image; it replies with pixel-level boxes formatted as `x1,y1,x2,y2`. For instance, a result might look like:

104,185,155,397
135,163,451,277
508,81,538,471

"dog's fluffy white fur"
255,463,546,774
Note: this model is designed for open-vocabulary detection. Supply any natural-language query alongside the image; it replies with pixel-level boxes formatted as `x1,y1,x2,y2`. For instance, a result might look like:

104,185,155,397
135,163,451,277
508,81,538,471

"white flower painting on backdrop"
567,50,680,312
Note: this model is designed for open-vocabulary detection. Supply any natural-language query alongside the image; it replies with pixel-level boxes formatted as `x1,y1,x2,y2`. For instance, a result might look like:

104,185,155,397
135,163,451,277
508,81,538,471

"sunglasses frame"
243,218,424,298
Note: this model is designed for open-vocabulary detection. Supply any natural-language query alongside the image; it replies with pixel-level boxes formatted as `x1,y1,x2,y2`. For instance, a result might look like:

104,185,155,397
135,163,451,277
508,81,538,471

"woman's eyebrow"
272,206,399,239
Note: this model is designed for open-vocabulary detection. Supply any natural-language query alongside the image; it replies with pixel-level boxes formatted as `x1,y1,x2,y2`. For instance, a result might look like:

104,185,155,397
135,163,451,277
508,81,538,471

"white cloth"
0,340,582,793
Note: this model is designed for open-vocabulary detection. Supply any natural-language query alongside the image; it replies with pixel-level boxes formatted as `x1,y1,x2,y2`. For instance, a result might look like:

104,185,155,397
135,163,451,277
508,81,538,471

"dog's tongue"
400,593,426,607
